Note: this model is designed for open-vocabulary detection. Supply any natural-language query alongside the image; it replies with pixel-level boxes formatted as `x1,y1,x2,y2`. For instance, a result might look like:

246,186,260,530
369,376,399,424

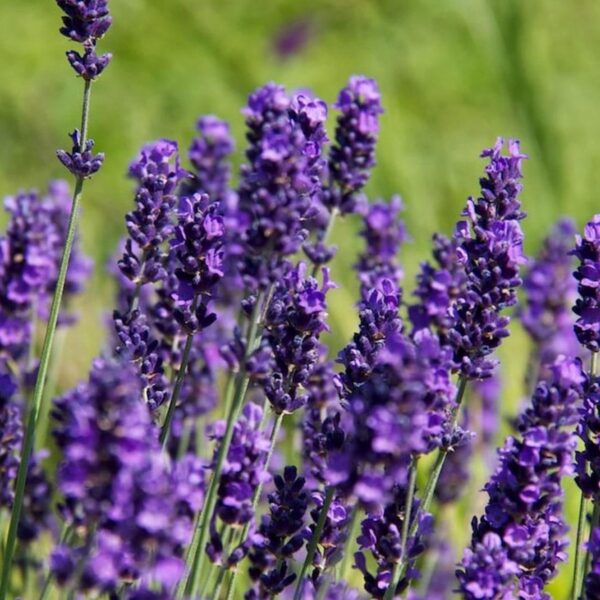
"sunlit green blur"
1,0,599,596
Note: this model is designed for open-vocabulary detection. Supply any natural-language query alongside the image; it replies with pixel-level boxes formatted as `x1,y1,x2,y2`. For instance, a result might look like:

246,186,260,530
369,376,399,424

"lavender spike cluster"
584,527,600,599
326,76,383,214
458,357,584,598
246,466,309,598
355,196,406,298
355,485,432,598
185,115,235,201
57,0,112,80
248,263,334,415
572,215,600,352
118,140,184,288
51,359,201,594
448,138,527,379
520,218,579,364
332,330,456,505
237,84,327,291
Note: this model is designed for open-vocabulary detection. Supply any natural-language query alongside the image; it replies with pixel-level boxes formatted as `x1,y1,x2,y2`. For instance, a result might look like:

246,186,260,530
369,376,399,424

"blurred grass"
1,0,600,596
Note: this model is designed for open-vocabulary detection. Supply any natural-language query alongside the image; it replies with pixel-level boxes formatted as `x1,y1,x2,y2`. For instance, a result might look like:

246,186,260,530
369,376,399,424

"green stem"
397,376,468,584
339,505,360,580
311,207,339,278
573,351,598,600
293,485,335,600
572,493,589,600
384,459,419,600
223,412,284,598
160,297,199,448
0,78,93,600
181,294,265,599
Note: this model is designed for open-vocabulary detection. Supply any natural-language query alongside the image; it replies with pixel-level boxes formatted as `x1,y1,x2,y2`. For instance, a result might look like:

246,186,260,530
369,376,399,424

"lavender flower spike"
327,75,383,214
572,215,600,352
57,0,113,79
57,129,105,178
449,138,527,379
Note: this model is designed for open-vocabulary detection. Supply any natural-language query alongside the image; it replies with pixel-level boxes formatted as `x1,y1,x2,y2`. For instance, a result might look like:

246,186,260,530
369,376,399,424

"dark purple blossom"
458,356,583,598
326,76,383,214
237,83,327,291
66,45,112,80
246,466,309,598
171,193,225,333
332,330,456,505
572,215,600,352
248,263,334,415
584,527,600,600
185,115,235,201
355,196,406,297
56,0,112,43
575,375,600,501
338,277,403,395
51,358,199,594
409,233,467,338
355,485,432,598
448,139,527,379
118,139,185,288
57,130,104,178
519,218,578,364
208,402,269,529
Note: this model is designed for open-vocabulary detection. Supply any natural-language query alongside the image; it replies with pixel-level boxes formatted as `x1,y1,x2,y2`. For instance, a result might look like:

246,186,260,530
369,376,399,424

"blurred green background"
1,0,599,596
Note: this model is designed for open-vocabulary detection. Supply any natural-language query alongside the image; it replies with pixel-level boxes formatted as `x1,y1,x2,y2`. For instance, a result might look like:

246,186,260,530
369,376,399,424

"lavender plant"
3,3,600,600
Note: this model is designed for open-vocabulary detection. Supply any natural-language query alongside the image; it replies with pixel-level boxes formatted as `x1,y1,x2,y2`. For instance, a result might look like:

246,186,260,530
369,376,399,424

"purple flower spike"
248,263,335,415
66,45,112,80
186,115,235,201
118,139,185,287
458,356,583,598
520,218,578,364
56,0,112,43
355,196,407,297
327,76,383,214
584,527,600,599
448,138,527,379
572,215,600,352
57,130,104,179
237,83,328,291
246,465,309,598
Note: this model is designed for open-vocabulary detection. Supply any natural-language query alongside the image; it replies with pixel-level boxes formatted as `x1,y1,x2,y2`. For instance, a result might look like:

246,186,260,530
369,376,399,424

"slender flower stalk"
0,47,106,600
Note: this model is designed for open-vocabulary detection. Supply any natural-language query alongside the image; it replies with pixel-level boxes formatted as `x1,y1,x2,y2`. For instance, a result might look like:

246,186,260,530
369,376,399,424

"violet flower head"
52,358,197,594
56,0,112,43
208,402,269,529
434,421,472,505
57,129,104,179
248,263,334,415
519,218,578,363
448,138,527,379
327,75,383,214
409,233,467,337
185,115,235,201
575,374,600,502
246,465,309,598
171,194,225,334
0,374,21,509
458,356,584,598
338,277,403,395
237,83,327,291
584,527,600,600
333,330,456,505
572,215,600,352
118,139,184,288
355,196,407,297
0,190,60,363
56,0,112,79
355,485,432,599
